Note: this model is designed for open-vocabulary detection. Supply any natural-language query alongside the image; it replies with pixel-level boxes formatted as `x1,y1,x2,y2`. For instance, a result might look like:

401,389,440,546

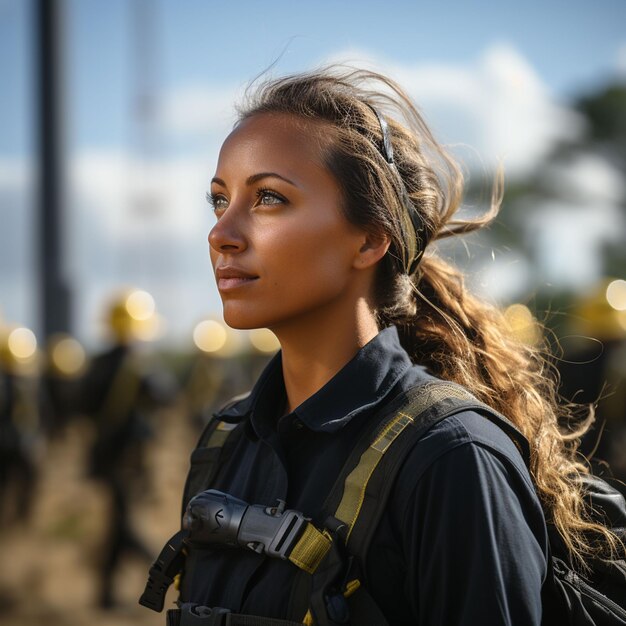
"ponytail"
386,254,624,568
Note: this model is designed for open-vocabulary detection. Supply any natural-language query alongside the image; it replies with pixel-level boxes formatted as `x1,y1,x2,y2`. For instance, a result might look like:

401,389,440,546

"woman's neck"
273,298,380,414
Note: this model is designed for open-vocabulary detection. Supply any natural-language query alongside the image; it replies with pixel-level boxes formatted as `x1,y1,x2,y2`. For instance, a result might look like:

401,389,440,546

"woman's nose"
208,212,247,254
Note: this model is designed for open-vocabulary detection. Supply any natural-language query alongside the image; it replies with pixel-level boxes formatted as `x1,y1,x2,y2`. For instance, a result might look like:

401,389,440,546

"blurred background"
0,0,625,624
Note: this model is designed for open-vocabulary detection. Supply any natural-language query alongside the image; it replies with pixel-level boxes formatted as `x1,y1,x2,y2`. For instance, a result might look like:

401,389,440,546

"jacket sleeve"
400,439,548,626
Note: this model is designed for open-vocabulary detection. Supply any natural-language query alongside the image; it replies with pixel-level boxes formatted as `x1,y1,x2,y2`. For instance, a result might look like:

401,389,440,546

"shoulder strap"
305,379,529,626
327,379,529,561
180,416,244,516
326,380,530,584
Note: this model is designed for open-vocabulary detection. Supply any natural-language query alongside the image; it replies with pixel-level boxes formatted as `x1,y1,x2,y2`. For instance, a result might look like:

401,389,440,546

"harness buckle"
266,509,309,559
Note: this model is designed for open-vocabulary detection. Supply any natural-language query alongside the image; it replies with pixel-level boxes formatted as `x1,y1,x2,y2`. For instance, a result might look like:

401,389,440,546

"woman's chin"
221,306,266,331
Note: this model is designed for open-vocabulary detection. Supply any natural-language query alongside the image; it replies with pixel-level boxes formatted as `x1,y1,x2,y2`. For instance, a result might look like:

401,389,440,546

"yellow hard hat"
570,279,626,340
0,325,39,374
105,289,160,342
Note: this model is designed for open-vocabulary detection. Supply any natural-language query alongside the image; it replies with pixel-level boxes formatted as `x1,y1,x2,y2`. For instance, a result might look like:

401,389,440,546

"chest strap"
183,488,332,574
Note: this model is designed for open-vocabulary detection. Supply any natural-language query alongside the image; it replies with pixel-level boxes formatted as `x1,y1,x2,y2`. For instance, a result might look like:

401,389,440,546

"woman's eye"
207,192,228,213
255,188,286,206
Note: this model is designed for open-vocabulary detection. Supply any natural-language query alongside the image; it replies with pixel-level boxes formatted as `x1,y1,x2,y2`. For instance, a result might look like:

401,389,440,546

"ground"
0,403,197,626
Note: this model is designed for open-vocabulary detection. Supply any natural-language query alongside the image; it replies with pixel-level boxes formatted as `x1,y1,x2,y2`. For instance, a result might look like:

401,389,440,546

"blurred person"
141,69,626,625
39,333,88,439
183,319,249,433
82,290,175,609
558,282,626,492
183,322,277,433
0,326,41,526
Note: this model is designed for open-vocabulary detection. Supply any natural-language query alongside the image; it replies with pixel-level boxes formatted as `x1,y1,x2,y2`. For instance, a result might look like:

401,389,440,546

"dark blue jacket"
180,326,548,625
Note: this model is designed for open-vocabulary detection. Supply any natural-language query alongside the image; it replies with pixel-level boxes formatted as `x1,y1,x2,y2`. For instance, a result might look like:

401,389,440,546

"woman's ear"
353,231,391,270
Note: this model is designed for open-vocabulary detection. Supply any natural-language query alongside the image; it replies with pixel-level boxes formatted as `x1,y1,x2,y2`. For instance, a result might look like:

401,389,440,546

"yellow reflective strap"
205,420,238,448
371,412,414,453
334,412,414,540
334,381,477,541
299,382,480,625
288,524,332,575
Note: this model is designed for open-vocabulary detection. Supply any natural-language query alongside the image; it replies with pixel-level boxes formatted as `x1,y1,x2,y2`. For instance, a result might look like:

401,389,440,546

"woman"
145,68,623,625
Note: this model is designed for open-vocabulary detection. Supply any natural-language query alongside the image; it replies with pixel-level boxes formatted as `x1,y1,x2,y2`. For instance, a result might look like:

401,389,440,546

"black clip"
266,510,309,559
139,530,187,612
140,565,175,612
178,604,231,625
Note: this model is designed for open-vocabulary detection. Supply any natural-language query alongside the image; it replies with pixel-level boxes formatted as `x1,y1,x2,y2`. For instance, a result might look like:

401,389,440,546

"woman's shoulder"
381,366,538,502
407,409,529,492
391,366,531,483
414,408,530,479
212,391,253,423
387,406,547,551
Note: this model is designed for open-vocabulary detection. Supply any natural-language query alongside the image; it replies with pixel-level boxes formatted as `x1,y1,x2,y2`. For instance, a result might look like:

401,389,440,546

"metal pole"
36,0,71,339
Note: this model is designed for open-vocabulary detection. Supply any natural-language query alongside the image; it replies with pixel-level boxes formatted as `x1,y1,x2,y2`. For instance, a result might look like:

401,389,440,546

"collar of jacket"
214,325,414,438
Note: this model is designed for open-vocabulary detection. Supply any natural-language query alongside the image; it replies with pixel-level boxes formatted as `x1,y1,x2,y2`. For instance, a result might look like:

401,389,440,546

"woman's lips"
217,276,258,291
215,266,259,292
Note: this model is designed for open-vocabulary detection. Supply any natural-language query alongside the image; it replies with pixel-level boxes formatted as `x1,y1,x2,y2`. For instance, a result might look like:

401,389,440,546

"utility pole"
36,0,72,338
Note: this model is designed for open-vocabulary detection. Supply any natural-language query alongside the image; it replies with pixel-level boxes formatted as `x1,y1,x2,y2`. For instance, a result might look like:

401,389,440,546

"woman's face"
208,113,370,331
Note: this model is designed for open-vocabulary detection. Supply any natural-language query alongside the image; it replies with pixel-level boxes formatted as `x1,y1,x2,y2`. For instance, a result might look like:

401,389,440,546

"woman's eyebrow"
211,176,227,188
246,172,298,187
210,172,298,188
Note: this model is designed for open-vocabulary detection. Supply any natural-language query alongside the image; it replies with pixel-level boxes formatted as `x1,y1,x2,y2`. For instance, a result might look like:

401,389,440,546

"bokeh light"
249,328,280,354
606,279,626,311
8,326,37,360
503,304,541,346
125,289,156,321
50,335,87,376
193,319,228,353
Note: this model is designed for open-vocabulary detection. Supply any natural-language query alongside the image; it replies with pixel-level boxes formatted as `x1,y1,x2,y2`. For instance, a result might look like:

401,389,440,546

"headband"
367,105,425,275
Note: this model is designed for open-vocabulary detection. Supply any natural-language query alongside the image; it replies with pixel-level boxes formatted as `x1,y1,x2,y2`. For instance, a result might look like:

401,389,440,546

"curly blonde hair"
239,66,624,568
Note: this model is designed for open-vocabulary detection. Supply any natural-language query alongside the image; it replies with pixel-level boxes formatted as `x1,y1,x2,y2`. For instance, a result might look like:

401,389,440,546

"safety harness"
140,380,529,625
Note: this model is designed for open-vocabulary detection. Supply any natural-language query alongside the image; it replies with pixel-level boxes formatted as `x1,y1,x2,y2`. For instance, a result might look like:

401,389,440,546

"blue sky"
0,0,625,345
3,0,626,155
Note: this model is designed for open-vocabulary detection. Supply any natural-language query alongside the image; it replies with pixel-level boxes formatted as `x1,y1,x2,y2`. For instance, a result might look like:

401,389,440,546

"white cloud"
474,253,532,303
156,43,583,181
66,149,222,343
0,150,223,343
159,83,240,137
69,149,215,240
323,44,584,178
528,199,624,290
542,154,626,205
524,154,625,291
0,158,31,189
